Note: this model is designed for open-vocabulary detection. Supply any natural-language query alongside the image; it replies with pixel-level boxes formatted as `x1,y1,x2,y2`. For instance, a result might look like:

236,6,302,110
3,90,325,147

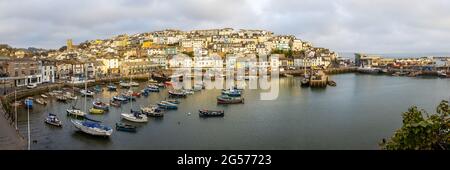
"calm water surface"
16,74,450,150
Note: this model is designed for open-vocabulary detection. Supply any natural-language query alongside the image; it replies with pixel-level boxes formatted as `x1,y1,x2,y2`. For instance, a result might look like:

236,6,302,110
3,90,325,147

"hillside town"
0,28,340,87
1,28,450,89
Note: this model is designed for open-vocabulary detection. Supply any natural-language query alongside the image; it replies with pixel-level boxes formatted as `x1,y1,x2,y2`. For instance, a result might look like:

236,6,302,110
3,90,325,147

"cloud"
0,0,449,54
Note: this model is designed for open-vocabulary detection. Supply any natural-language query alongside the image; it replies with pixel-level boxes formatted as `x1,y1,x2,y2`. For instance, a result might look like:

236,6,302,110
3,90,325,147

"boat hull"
93,102,109,111
45,119,62,127
121,113,148,123
90,108,105,114
66,109,86,117
217,97,244,104
157,103,178,110
199,110,224,117
71,120,113,137
115,123,137,132
168,91,186,97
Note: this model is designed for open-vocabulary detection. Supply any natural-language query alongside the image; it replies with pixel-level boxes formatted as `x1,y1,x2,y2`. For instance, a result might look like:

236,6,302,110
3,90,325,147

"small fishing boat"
89,108,105,114
121,110,148,123
300,77,310,87
93,85,103,92
107,84,117,91
166,99,180,104
217,95,244,104
221,89,241,97
130,81,139,87
199,109,224,117
56,95,68,102
130,91,141,97
71,119,113,137
45,113,62,127
66,107,87,117
110,100,121,107
168,90,186,97
24,97,33,109
121,93,136,101
120,82,131,88
80,89,95,97
157,101,178,110
122,90,136,100
327,80,337,87
437,70,447,78
115,122,137,132
35,98,47,105
93,100,109,111
183,89,194,95
357,66,381,74
41,94,48,98
113,96,127,102
140,89,149,97
146,87,160,92
141,105,164,117
147,84,159,89
148,79,158,83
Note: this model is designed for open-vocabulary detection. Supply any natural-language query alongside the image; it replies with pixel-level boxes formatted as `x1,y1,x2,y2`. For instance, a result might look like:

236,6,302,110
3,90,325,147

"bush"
380,100,450,150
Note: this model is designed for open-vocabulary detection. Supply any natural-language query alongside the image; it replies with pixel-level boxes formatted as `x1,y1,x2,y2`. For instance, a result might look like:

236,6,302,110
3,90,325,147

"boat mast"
26,98,30,150
72,77,75,96
14,89,17,130
84,63,87,113
130,71,132,110
304,54,307,77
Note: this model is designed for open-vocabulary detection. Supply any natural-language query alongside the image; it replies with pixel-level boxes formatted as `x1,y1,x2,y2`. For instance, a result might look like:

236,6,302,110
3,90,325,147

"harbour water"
16,74,450,150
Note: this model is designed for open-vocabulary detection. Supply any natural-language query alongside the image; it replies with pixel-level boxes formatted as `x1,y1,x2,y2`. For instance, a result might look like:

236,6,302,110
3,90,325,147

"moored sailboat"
71,119,113,137
121,109,148,122
80,89,95,97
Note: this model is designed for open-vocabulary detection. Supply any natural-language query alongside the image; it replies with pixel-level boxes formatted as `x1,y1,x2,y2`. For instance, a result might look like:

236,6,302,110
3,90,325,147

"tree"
271,49,293,57
182,51,194,58
380,100,450,150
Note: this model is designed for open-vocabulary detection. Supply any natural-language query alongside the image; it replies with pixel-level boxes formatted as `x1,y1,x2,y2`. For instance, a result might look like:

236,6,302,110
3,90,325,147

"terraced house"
0,57,42,87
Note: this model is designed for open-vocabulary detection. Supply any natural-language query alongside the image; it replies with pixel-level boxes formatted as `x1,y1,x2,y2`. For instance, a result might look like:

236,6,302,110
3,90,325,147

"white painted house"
41,60,55,83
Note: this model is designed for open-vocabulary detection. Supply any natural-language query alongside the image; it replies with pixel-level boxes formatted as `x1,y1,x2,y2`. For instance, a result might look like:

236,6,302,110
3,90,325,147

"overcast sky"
1,0,450,53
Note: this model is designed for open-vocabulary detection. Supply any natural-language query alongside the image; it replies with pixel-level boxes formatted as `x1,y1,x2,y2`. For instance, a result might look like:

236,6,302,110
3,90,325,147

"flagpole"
27,100,30,150
14,89,17,130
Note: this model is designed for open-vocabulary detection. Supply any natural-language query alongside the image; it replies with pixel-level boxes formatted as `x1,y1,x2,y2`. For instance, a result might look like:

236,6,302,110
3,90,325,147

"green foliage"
181,51,194,58
381,100,450,150
271,49,293,58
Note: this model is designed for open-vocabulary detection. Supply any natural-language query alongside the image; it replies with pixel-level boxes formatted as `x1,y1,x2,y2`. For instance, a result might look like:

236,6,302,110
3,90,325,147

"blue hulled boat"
107,84,117,91
157,101,178,110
